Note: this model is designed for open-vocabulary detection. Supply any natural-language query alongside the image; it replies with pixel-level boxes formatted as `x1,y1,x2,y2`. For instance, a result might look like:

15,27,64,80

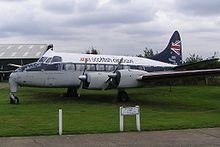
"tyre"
118,91,129,102
10,95,19,104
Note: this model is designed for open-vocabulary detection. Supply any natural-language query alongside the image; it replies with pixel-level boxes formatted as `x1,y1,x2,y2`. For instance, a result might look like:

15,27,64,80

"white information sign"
121,107,139,115
119,105,141,132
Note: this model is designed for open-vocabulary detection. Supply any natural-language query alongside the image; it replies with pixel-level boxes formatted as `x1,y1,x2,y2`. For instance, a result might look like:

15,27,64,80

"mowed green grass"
0,83,220,137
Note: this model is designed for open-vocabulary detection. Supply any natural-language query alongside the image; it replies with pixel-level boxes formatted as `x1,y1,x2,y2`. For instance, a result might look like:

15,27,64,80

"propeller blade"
103,58,123,90
105,58,123,82
82,58,88,75
78,81,83,97
78,58,88,97
113,58,123,73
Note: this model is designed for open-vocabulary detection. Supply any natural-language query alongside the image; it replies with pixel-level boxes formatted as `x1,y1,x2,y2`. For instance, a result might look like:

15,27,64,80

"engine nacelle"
84,72,109,90
115,69,147,88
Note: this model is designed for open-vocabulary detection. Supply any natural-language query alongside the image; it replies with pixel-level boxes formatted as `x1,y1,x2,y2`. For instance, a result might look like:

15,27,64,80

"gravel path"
0,128,220,147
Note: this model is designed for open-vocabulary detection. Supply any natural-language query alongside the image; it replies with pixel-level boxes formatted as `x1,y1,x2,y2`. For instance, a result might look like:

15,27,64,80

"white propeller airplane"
8,31,220,104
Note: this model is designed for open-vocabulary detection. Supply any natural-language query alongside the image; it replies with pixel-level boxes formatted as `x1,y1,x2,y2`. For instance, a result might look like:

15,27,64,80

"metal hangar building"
0,44,53,80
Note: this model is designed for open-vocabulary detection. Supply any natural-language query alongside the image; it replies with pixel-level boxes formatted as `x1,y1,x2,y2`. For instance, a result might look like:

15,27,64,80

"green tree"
210,51,218,59
184,53,203,64
86,46,99,54
137,47,156,58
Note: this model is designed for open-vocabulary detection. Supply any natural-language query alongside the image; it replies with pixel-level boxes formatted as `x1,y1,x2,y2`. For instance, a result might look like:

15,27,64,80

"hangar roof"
0,44,50,59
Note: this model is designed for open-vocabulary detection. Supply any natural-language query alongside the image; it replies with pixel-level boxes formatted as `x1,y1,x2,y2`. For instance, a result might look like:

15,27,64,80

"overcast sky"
0,0,220,59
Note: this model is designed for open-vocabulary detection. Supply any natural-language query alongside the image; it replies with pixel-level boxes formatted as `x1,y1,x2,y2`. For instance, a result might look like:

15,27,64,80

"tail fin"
151,31,182,65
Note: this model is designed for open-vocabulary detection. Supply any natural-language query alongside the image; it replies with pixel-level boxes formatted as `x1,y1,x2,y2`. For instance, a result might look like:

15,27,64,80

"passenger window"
65,63,75,71
106,65,114,71
145,66,155,72
118,65,123,70
97,64,105,71
123,65,130,69
87,64,96,71
137,66,145,70
130,65,136,69
130,65,144,70
76,64,85,71
44,64,59,71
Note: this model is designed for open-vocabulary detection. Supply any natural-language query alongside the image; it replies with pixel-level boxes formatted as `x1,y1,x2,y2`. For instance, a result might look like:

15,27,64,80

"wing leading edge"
0,70,14,74
138,69,220,82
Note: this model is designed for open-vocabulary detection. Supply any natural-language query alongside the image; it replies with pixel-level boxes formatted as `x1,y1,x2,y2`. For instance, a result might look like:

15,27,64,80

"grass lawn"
0,83,220,137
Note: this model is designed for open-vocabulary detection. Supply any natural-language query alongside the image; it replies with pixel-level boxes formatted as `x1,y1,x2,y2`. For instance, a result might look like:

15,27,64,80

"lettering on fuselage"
80,57,134,64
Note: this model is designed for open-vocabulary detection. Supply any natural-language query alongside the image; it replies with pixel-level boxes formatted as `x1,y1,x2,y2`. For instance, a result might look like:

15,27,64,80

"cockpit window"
51,56,62,63
45,57,52,63
25,63,44,71
17,63,61,72
38,57,47,62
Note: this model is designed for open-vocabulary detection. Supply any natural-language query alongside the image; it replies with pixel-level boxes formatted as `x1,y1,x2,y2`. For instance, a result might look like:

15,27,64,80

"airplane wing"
137,68,220,82
0,70,13,74
0,64,22,74
173,58,219,71
7,63,22,68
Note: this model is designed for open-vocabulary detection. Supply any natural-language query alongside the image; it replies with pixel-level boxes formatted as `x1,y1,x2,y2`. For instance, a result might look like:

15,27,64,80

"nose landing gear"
9,76,19,104
10,93,19,104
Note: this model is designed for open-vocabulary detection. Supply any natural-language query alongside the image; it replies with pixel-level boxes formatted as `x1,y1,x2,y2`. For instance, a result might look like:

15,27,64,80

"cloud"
0,0,72,37
175,0,220,16
41,0,76,14
67,11,153,26
0,0,26,2
0,0,220,59
40,0,155,26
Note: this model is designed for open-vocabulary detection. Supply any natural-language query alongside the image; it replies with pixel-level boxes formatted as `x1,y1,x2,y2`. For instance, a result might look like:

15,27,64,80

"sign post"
136,106,141,131
119,106,124,131
119,105,141,132
59,109,62,135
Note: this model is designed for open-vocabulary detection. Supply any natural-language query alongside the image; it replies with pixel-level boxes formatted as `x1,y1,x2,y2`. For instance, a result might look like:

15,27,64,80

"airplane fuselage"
9,31,220,104
9,50,176,90
13,66,81,88
8,31,184,104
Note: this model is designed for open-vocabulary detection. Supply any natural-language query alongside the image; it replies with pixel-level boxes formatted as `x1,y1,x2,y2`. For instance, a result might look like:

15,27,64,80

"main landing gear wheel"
63,88,78,97
10,95,19,104
117,90,129,102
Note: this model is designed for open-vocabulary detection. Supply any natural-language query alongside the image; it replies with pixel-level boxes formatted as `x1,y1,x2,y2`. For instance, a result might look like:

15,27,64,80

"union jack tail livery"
150,31,182,65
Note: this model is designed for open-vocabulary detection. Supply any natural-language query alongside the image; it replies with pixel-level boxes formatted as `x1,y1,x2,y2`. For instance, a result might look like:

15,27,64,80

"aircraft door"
44,64,59,87
46,76,57,87
63,63,80,87
19,71,45,86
